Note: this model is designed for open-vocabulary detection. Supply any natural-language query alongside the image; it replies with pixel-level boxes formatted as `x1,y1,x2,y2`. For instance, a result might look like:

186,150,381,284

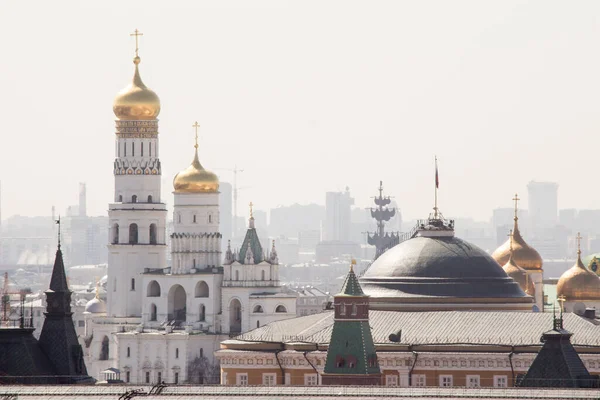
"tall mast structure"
367,181,399,260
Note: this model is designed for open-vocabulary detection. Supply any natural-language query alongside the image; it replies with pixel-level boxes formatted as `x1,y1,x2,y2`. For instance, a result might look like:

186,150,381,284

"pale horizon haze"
1,0,599,223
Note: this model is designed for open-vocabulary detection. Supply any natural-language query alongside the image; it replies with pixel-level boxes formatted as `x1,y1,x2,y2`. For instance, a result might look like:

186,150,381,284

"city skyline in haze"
1,0,598,221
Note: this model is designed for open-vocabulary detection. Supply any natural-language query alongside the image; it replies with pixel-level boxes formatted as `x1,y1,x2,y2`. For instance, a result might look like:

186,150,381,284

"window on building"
132,195,137,203
126,371,130,383
157,371,162,383
99,336,109,360
262,373,276,386
275,305,287,313
176,348,179,359
285,373,291,385
413,375,426,387
200,348,204,358
439,375,453,387
174,372,179,384
466,375,480,388
149,223,157,245
199,304,206,322
129,223,138,244
132,142,135,157
118,142,121,157
340,303,346,316
304,374,318,386
235,270,239,281
147,195,152,203
127,347,131,358
150,303,157,321
177,213,181,224
351,304,357,315
119,194,123,202
124,142,127,157
494,375,508,388
193,259,196,269
257,320,260,328
386,375,398,386
78,320,85,327
131,278,135,291
149,142,152,157
236,373,248,386
261,270,266,280
141,142,144,156
145,371,150,383
222,372,228,385
208,214,212,223
112,223,119,244
193,214,197,223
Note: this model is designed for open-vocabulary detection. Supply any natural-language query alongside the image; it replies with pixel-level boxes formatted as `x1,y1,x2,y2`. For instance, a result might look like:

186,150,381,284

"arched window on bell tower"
129,224,138,244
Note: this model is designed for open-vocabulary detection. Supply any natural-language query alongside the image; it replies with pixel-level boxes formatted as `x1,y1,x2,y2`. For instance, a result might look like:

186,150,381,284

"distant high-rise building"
323,187,354,242
527,181,558,232
79,183,87,217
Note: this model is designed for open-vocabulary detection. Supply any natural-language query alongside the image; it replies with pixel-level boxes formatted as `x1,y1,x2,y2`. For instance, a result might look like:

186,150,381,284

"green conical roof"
339,264,364,296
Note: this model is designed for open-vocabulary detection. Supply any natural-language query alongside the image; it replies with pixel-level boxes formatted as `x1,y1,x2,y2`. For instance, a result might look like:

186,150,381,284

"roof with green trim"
238,221,264,264
338,266,364,297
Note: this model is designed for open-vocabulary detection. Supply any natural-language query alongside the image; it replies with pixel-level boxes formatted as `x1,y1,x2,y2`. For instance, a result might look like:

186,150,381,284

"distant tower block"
79,183,87,217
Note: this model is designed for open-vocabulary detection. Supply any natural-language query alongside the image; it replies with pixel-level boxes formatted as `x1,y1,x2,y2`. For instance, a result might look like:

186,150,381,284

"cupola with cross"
556,232,600,312
492,193,544,310
107,30,168,318
171,122,222,274
322,260,381,386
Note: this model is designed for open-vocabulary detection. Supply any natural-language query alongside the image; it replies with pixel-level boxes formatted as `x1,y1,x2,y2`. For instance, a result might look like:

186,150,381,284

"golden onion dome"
557,251,600,301
503,255,535,296
173,147,219,194
492,219,543,271
113,56,161,120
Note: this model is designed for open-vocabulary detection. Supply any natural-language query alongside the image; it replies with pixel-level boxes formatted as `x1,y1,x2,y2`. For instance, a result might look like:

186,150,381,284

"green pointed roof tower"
322,260,381,386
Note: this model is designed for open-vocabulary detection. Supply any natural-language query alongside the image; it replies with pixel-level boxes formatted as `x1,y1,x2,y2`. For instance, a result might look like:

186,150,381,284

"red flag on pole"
435,157,439,189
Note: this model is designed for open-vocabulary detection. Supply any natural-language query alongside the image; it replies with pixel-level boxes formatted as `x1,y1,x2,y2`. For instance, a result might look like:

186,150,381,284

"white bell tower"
106,30,168,318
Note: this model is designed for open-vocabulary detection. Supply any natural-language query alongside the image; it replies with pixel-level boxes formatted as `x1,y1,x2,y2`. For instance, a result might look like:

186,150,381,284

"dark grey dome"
360,236,529,299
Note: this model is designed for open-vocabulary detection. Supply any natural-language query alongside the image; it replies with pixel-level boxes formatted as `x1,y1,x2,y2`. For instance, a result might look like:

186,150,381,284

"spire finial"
576,232,582,256
55,216,61,249
557,294,566,311
130,28,143,60
192,121,200,150
350,258,356,272
512,193,520,221
249,201,254,219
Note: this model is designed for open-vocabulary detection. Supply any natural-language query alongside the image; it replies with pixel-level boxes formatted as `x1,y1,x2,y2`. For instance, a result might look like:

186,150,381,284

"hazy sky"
1,0,599,222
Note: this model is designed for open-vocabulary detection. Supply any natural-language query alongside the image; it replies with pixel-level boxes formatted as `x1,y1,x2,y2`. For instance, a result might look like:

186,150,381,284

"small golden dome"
113,57,160,120
173,149,219,193
503,256,535,295
492,221,543,271
557,253,600,301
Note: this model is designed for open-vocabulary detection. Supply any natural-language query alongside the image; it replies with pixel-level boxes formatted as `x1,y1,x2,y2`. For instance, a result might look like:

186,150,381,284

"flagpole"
434,156,438,219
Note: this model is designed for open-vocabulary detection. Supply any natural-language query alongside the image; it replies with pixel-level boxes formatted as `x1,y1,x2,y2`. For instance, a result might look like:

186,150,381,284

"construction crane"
1,272,31,325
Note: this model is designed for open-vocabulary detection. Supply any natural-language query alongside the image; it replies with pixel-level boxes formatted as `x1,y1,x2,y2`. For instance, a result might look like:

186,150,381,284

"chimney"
79,183,87,217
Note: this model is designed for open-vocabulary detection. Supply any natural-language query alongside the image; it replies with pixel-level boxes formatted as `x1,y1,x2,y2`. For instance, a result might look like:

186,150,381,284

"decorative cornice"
114,158,161,175
115,120,159,135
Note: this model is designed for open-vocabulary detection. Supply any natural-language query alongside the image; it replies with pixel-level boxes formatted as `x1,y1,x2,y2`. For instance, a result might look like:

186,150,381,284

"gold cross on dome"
249,202,254,219
192,121,200,149
576,232,582,255
130,29,143,57
512,193,520,219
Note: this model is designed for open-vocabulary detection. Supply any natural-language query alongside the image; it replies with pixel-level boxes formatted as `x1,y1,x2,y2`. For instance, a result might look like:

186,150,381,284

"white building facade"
83,42,296,384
